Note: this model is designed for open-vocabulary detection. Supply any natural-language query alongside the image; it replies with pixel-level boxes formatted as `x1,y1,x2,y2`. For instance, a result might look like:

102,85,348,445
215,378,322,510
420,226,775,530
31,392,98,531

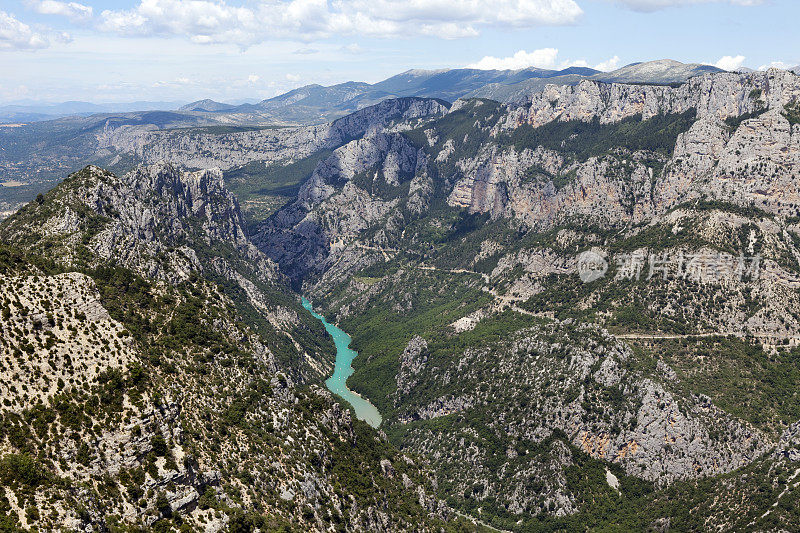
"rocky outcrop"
378,317,773,521
3,164,279,284
500,69,800,128
444,71,800,229
776,420,800,462
254,131,427,283
97,97,448,173
447,145,660,226
395,336,429,401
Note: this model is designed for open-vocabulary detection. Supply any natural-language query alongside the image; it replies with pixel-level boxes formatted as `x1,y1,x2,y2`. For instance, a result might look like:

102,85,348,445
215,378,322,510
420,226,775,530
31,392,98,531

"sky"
0,0,798,105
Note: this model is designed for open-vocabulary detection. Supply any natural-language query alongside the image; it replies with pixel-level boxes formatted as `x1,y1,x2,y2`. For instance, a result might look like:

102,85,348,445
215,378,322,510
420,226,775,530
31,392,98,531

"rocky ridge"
97,98,448,174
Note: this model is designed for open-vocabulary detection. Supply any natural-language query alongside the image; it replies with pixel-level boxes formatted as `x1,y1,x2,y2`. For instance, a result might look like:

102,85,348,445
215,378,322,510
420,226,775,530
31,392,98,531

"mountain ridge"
0,162,459,531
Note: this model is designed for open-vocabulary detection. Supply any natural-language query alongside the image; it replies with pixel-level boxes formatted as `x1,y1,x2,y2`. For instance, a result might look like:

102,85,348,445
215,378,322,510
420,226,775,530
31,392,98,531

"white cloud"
31,1,93,22
594,55,620,71
0,10,49,49
714,55,746,71
468,48,560,70
286,73,301,82
153,76,195,87
758,61,793,71
98,0,583,47
613,0,764,11
54,31,73,43
468,49,621,72
247,74,260,83
340,43,363,54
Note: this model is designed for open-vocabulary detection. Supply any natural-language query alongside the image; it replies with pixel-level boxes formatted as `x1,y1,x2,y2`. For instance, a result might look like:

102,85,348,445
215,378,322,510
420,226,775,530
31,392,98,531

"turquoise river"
301,297,382,428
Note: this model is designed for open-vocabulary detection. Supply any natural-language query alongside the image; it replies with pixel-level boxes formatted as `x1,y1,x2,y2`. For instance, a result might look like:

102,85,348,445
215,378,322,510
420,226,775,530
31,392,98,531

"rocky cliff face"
500,69,800,127
657,109,800,214
253,130,428,283
259,70,800,272
453,70,800,228
97,97,448,173
2,164,274,285
388,321,769,517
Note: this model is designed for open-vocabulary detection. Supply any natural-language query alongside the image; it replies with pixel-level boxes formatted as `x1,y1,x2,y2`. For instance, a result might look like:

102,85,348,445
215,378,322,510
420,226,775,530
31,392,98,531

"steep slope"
101,97,450,224
253,68,800,530
0,165,459,531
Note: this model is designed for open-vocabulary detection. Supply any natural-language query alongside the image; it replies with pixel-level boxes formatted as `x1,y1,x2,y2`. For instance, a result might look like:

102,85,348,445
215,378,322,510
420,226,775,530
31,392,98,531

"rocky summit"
4,65,800,532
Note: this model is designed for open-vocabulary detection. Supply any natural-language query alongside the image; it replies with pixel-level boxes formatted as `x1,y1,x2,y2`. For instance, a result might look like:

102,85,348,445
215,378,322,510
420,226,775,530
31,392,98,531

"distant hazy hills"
172,66,604,125
0,100,186,124
0,60,732,126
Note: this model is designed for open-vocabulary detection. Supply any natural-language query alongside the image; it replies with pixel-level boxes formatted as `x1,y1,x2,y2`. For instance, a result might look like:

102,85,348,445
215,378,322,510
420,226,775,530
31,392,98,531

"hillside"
0,164,463,531
249,67,800,530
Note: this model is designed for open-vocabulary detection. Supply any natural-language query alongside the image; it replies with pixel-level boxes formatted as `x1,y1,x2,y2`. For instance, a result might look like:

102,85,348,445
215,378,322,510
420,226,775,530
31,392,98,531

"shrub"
150,434,168,457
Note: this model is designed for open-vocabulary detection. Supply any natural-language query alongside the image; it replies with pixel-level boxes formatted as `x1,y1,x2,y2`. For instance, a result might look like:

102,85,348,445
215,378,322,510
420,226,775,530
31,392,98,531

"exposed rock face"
447,71,800,230
500,69,800,128
91,164,264,280
97,97,449,172
446,145,660,227
254,131,428,283
776,420,800,462
3,164,281,287
464,72,800,226
395,336,429,401
399,323,767,485
298,132,420,207
256,70,800,292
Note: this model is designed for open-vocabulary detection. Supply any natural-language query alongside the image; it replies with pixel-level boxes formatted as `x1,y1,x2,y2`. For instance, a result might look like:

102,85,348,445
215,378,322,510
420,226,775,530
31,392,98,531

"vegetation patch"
502,109,697,160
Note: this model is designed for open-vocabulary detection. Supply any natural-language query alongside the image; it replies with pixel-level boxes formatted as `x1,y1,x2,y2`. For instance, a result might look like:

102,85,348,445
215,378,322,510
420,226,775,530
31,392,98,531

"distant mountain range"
469,59,724,102
178,99,237,112
0,60,742,126
179,60,724,124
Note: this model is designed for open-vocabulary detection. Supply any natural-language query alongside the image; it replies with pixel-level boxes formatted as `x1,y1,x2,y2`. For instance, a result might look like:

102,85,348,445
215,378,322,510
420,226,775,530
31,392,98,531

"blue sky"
0,0,797,104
